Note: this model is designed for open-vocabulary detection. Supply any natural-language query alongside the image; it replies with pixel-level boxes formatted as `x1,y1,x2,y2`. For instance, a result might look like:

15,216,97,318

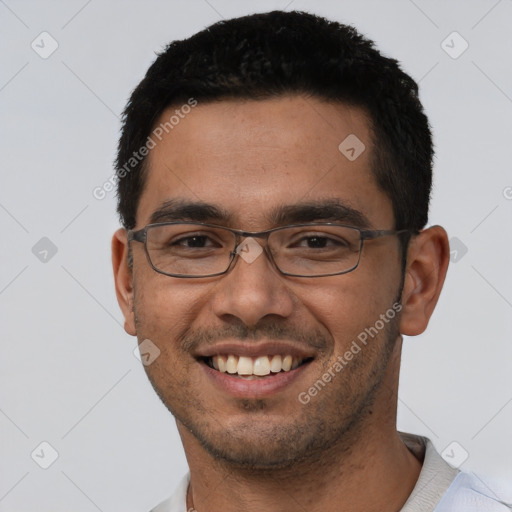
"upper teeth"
211,354,301,376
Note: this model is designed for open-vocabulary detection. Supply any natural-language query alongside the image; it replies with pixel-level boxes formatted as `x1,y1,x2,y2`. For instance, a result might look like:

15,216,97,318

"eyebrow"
268,199,371,228
149,199,234,225
148,198,371,229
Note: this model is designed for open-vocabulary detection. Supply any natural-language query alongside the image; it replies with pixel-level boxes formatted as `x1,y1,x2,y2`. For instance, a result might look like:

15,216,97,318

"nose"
211,238,295,327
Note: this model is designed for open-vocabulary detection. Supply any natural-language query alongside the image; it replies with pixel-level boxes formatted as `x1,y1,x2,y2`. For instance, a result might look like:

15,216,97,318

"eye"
172,234,217,248
303,236,335,248
293,234,349,249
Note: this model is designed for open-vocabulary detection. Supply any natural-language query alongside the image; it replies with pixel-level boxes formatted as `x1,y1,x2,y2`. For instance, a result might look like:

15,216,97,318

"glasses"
127,222,411,278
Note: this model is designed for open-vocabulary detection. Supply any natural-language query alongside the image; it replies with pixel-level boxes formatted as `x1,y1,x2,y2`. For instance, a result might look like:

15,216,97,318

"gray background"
1,0,511,510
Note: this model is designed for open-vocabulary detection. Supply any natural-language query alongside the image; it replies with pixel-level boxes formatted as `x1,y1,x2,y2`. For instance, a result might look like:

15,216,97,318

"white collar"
150,433,459,512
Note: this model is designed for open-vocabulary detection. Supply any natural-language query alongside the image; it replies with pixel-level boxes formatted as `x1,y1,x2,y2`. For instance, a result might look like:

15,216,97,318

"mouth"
196,342,316,398
203,354,314,379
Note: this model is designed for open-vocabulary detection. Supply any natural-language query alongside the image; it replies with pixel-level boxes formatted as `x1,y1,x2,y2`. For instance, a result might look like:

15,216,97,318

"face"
121,95,407,468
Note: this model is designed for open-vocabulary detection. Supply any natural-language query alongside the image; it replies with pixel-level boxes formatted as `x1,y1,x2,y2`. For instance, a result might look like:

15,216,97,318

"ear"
399,226,450,336
112,228,137,336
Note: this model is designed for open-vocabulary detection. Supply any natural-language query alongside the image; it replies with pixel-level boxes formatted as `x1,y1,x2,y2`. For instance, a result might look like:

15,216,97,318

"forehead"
137,95,393,229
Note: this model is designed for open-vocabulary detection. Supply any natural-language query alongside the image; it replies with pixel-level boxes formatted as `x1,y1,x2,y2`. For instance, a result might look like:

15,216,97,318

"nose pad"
234,237,266,266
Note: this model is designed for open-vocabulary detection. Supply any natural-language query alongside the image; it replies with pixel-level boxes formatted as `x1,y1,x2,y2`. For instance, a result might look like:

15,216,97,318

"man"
111,10,509,512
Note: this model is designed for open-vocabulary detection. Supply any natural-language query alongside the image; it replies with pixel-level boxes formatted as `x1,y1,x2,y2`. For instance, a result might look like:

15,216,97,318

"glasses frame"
127,221,413,279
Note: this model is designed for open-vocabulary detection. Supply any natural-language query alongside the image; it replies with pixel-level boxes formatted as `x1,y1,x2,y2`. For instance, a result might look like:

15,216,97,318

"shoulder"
435,472,512,511
398,433,511,512
149,474,190,512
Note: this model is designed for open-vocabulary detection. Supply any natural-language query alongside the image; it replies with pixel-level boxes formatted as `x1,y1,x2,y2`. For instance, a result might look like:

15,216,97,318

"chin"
198,432,316,470
177,408,347,471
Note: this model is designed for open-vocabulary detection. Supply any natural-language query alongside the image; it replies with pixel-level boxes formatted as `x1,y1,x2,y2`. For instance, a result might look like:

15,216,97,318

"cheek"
133,269,202,336
132,266,225,360
299,265,401,347
133,276,207,389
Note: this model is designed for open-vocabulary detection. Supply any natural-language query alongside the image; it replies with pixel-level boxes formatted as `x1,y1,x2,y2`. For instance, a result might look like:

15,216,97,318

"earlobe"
399,226,450,336
112,228,137,336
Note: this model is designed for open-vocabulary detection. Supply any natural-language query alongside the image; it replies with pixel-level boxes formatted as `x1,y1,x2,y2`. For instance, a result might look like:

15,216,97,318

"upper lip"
194,341,316,360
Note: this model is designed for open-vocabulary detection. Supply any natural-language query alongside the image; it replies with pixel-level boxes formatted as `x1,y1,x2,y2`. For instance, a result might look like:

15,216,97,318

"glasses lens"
270,225,362,276
146,224,235,276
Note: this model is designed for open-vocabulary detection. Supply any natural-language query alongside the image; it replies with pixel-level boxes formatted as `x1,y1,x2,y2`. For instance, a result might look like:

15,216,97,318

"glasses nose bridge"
230,229,278,269
233,228,272,248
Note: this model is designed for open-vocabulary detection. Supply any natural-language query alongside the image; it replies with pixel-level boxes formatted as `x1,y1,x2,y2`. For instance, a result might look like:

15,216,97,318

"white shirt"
150,433,511,511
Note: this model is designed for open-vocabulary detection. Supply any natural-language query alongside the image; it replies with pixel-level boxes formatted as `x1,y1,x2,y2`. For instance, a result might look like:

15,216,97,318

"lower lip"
201,361,311,399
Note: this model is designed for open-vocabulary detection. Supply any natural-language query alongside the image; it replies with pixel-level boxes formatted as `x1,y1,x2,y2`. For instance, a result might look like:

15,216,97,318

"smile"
196,342,316,397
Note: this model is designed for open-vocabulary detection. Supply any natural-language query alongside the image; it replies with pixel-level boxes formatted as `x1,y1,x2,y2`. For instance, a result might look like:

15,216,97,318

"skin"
112,95,450,512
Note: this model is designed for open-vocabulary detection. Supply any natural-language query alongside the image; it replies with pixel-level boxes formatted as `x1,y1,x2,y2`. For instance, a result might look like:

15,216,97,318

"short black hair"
116,10,432,236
